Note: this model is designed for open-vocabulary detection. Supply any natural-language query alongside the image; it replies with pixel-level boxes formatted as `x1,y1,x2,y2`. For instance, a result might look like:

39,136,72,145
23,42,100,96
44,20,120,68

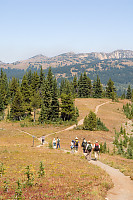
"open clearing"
0,98,133,199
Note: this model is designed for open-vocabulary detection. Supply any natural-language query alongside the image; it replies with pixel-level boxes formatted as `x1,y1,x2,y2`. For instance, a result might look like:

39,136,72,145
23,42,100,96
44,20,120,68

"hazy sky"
0,0,133,63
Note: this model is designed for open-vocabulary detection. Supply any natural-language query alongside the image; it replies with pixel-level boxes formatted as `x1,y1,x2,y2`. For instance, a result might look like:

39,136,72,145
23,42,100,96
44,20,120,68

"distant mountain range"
1,50,133,95
1,49,133,70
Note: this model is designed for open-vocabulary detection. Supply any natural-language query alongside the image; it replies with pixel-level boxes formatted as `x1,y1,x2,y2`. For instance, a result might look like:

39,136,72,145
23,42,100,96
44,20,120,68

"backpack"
75,139,78,146
95,143,99,151
57,139,60,144
82,141,86,148
87,144,92,151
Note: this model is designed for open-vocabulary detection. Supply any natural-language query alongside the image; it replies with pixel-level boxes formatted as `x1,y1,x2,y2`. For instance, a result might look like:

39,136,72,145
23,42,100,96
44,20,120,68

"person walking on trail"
42,136,45,145
70,140,75,153
93,140,100,160
53,138,56,149
75,137,79,151
86,141,92,160
81,138,87,153
56,137,60,149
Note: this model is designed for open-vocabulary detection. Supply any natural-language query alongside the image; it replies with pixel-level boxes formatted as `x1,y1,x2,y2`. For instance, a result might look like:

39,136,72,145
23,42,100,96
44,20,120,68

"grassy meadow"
0,98,132,199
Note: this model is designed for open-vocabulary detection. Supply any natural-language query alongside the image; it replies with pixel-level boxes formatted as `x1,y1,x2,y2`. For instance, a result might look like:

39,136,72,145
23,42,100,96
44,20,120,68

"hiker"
81,138,87,153
70,140,75,153
56,137,60,149
93,140,100,160
86,141,92,160
75,137,79,151
53,138,56,149
42,136,45,145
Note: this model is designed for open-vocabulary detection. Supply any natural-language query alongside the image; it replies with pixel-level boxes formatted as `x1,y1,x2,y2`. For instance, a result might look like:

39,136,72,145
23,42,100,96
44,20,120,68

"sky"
0,0,133,63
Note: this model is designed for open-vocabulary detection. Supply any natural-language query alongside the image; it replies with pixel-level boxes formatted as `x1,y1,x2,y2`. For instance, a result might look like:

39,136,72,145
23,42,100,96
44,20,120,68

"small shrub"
15,180,22,200
24,165,34,186
49,140,53,149
38,161,45,178
0,163,5,177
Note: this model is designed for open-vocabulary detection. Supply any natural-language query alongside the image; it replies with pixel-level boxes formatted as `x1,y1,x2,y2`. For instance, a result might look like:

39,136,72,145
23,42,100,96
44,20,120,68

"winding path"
17,100,133,199
90,160,133,200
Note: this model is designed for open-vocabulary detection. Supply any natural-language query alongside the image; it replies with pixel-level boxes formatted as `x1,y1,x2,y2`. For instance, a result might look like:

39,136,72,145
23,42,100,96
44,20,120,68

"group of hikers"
52,137,61,149
71,137,100,161
49,136,100,161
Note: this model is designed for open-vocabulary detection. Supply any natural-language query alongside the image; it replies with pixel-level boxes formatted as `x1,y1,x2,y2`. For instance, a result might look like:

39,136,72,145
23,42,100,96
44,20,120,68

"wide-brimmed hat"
88,141,90,143
75,137,78,139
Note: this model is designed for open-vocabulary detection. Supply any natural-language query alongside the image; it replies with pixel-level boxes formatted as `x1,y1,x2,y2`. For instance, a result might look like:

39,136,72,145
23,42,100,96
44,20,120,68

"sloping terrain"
0,98,133,199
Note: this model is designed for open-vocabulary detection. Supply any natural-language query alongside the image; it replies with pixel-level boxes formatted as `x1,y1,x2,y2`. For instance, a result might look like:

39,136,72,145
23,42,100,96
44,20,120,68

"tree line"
0,67,78,122
0,67,132,122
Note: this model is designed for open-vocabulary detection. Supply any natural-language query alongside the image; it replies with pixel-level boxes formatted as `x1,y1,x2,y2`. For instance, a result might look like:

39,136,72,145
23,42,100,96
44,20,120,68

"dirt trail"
90,160,133,200
17,100,133,199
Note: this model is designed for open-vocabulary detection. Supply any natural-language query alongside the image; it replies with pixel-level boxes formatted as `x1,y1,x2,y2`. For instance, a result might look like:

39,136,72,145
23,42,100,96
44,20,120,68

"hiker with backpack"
42,136,45,145
85,141,92,160
93,140,100,160
70,140,75,153
75,137,79,151
81,138,87,153
53,138,56,149
56,137,60,149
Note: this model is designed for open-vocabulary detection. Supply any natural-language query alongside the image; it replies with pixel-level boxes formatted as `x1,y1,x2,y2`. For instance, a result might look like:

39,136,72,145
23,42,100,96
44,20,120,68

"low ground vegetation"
113,127,133,159
0,98,133,199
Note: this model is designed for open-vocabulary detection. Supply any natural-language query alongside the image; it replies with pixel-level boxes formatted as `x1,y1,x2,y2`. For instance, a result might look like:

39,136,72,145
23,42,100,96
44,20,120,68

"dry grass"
0,128,112,199
0,98,132,199
100,154,133,180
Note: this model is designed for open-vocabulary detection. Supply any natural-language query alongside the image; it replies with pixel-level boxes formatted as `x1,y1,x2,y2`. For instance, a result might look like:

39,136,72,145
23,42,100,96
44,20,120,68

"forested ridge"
0,67,132,122
1,57,133,96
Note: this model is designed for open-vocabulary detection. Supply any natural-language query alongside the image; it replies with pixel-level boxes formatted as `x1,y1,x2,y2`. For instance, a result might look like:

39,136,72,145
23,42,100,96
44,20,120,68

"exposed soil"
90,160,133,200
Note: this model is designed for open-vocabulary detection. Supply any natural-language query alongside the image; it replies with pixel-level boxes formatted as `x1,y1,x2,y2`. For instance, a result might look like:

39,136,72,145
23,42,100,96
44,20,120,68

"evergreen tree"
10,89,24,121
106,78,116,99
39,66,44,89
26,69,32,85
0,69,8,105
131,89,133,102
47,67,53,95
60,78,65,95
21,75,31,115
31,71,39,95
78,73,83,97
9,77,19,101
83,111,96,131
0,94,4,116
41,79,51,120
39,103,47,123
61,93,76,121
31,91,40,122
50,78,59,121
93,75,103,98
72,75,78,97
82,72,91,97
126,85,132,99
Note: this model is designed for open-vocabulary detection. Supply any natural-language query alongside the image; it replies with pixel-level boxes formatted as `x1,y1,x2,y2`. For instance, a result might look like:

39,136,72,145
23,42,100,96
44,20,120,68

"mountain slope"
1,50,133,70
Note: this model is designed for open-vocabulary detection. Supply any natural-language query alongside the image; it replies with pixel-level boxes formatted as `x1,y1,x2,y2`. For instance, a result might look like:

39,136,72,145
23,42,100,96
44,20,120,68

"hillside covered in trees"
0,66,125,122
1,50,133,96
1,66,133,124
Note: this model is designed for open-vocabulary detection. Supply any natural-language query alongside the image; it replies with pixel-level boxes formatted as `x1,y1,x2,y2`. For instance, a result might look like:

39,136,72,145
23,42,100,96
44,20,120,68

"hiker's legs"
75,146,78,151
85,151,89,159
57,143,60,149
95,151,97,160
95,151,99,160
89,151,92,160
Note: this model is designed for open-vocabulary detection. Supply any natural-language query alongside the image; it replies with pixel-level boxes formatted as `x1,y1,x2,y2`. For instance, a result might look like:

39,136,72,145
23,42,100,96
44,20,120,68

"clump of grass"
48,140,53,149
